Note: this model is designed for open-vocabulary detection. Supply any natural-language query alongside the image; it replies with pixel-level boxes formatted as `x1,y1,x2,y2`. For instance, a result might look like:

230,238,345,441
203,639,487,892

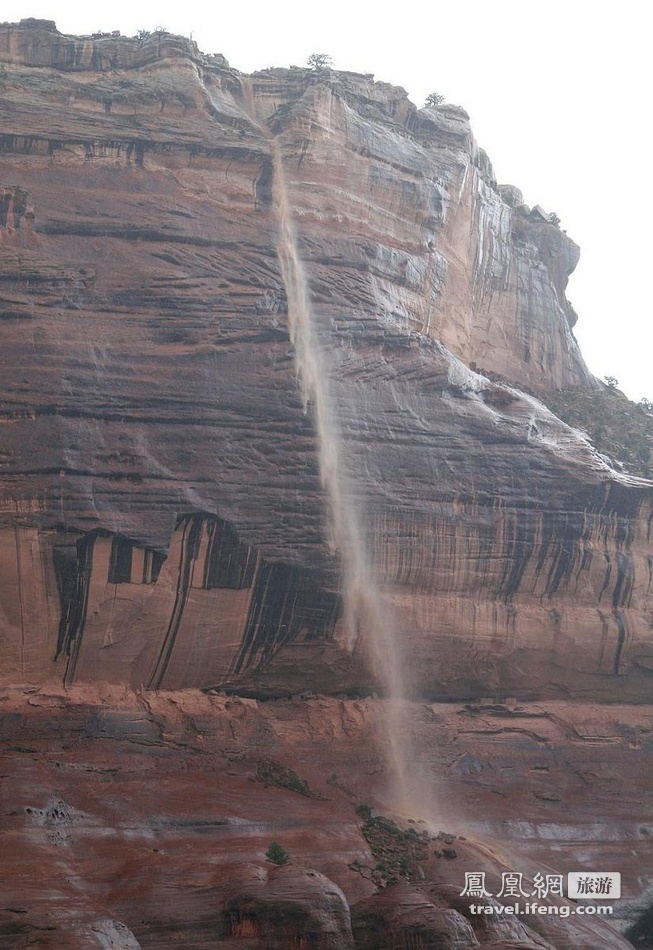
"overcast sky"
3,1,651,399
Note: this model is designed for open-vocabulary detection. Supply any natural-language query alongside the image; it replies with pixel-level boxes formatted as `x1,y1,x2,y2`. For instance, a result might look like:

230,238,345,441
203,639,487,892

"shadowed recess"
233,560,342,675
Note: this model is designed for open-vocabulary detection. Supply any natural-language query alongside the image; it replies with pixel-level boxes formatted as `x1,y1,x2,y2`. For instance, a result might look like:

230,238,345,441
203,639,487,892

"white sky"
3,0,651,399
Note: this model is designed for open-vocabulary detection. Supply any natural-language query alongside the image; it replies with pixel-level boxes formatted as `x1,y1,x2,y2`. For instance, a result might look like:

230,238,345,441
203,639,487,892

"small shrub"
257,758,314,797
360,812,427,884
307,53,332,70
425,92,444,107
0,64,6,85
265,841,291,866
548,211,561,227
355,803,372,820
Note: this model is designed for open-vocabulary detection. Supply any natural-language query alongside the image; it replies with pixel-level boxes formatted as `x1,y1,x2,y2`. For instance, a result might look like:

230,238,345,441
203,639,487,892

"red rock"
0,21,651,701
223,865,354,948
0,21,651,949
0,688,643,948
352,884,481,948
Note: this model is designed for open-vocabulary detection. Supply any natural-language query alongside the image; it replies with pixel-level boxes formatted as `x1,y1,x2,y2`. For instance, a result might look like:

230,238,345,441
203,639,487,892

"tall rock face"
0,19,651,700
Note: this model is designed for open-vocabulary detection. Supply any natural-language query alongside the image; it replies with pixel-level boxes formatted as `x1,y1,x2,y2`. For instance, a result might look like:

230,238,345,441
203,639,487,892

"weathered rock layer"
0,20,651,700
1,687,647,949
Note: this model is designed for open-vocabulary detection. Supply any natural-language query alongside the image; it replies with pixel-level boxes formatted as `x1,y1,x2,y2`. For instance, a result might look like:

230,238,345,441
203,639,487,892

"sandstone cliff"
0,686,646,949
2,21,653,950
0,19,651,703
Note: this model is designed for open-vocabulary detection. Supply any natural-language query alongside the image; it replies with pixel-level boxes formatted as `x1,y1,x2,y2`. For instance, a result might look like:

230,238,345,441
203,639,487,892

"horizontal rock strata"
0,20,651,700
0,688,645,949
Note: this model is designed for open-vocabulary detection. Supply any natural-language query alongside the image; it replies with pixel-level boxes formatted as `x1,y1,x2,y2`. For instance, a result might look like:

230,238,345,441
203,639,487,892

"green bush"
360,813,426,884
265,841,291,866
257,759,315,797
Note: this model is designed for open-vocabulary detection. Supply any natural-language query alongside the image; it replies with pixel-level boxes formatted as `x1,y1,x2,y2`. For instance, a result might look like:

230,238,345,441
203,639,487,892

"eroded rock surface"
0,21,651,700
0,688,644,949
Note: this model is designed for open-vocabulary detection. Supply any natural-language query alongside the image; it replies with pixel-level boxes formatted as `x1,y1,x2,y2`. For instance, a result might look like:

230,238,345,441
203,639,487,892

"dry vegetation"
545,385,653,479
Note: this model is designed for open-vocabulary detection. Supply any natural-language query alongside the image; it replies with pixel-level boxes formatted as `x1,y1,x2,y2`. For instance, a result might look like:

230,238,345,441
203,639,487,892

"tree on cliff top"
425,92,445,107
307,53,333,70
546,384,653,477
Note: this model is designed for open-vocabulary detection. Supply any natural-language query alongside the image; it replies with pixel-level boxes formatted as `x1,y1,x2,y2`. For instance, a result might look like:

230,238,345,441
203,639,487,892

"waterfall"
269,135,416,813
236,76,420,812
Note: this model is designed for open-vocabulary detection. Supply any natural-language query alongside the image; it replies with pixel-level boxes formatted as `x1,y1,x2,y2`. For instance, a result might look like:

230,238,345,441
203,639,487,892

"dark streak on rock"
52,534,94,686
233,561,341,675
147,515,203,690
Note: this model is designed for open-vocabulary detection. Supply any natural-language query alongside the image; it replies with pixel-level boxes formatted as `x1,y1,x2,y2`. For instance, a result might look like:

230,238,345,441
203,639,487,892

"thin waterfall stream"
244,91,420,814
271,140,412,810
